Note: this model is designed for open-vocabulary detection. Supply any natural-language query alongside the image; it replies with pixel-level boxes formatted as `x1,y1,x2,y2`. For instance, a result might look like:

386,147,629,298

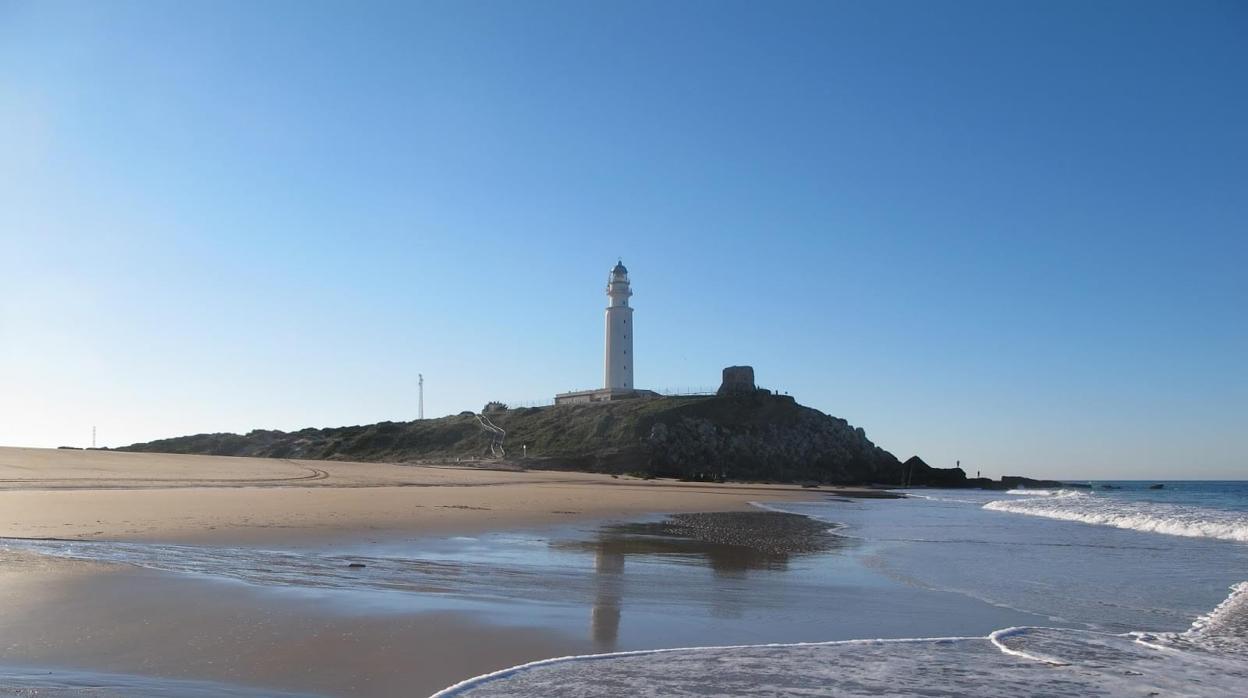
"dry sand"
0,446,819,544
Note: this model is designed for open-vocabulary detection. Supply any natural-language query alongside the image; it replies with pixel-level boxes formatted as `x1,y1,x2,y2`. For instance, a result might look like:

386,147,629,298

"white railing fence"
485,386,792,412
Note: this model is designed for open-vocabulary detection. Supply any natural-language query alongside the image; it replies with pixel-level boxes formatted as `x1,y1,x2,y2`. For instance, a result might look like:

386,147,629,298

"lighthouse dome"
611,260,628,276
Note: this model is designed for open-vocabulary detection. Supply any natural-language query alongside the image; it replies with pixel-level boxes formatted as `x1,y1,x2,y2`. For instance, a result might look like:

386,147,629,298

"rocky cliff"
118,394,982,486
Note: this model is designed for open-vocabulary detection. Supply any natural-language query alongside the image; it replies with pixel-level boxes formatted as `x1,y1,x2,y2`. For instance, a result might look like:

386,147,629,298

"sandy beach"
0,446,827,696
3,451,1242,697
0,446,818,544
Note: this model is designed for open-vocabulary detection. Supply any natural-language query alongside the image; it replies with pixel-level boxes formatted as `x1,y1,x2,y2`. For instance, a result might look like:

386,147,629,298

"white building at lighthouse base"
554,386,657,405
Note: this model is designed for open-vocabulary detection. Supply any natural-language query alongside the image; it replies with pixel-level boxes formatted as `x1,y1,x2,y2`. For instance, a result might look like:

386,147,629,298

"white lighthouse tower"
604,260,633,390
553,260,653,404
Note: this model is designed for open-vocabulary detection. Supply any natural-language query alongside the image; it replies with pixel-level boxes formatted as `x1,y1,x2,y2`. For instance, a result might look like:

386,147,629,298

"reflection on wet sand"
564,511,845,649
3,511,849,668
592,545,624,649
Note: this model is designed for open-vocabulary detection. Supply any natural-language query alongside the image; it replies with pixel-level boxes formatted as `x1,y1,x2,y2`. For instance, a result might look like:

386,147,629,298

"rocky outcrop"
118,393,1053,489
902,456,969,487
638,394,900,483
960,475,1073,490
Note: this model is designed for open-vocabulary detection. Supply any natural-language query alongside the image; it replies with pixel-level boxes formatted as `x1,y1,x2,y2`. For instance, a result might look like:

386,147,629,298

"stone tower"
604,260,633,390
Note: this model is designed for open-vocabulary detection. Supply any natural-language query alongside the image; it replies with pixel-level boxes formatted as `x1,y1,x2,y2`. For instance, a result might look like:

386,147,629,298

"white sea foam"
431,574,1248,697
747,500,801,515
984,492,1248,542
1189,581,1248,640
431,626,1246,697
429,636,981,698
1004,488,1081,497
900,492,984,504
1134,581,1248,656
987,626,1068,665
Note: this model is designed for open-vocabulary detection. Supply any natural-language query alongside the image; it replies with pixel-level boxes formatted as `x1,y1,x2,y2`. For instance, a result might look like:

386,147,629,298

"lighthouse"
604,260,633,390
554,260,655,404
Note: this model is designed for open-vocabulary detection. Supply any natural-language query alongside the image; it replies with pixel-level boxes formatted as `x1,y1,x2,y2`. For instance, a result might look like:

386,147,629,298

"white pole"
418,374,425,420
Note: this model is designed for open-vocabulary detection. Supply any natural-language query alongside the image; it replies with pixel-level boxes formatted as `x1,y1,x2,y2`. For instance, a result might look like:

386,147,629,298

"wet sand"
1,507,1053,697
0,550,582,697
0,447,847,696
0,511,842,696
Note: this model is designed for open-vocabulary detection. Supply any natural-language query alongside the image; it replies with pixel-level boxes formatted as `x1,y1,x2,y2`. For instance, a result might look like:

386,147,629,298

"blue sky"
1,0,1244,479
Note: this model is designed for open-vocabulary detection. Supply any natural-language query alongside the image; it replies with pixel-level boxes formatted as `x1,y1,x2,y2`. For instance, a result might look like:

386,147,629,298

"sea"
435,481,1248,696
3,481,1246,696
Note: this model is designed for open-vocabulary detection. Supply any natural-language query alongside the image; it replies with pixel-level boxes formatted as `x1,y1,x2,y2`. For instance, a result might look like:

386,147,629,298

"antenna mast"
418,374,424,420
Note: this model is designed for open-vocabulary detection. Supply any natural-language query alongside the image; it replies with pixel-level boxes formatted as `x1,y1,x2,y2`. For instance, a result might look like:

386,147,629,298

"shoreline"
0,488,852,697
0,500,1060,697
7,506,1238,698
0,446,837,695
5,454,1242,697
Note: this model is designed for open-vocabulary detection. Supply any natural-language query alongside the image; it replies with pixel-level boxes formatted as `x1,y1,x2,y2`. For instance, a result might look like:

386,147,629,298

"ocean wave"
431,578,1248,697
1004,488,1082,497
747,501,807,515
431,628,1245,697
983,493,1248,543
899,492,985,504
1190,581,1248,640
1135,582,1248,656
429,636,981,698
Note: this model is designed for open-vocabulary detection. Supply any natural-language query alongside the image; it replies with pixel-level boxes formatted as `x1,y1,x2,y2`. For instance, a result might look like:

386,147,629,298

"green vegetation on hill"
119,394,972,486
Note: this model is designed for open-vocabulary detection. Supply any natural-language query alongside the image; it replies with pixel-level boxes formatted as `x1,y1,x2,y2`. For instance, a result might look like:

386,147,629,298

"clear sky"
1,0,1244,480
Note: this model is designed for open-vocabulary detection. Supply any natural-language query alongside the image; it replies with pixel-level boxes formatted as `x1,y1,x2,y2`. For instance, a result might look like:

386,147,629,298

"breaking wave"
1191,582,1248,641
1134,582,1248,656
983,491,1248,543
431,582,1248,697
901,492,984,504
1004,488,1081,497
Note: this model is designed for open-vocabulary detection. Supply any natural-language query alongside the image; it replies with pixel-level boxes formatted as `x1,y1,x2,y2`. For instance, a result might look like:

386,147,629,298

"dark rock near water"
997,476,1069,490
1149,484,1165,490
952,475,1074,491
347,562,366,568
902,456,968,487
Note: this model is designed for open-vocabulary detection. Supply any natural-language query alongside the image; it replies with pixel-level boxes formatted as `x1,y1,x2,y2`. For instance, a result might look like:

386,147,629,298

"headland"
114,393,1069,490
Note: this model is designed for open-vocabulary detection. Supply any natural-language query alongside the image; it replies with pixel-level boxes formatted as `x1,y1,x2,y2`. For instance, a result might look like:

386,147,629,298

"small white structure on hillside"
555,260,656,405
